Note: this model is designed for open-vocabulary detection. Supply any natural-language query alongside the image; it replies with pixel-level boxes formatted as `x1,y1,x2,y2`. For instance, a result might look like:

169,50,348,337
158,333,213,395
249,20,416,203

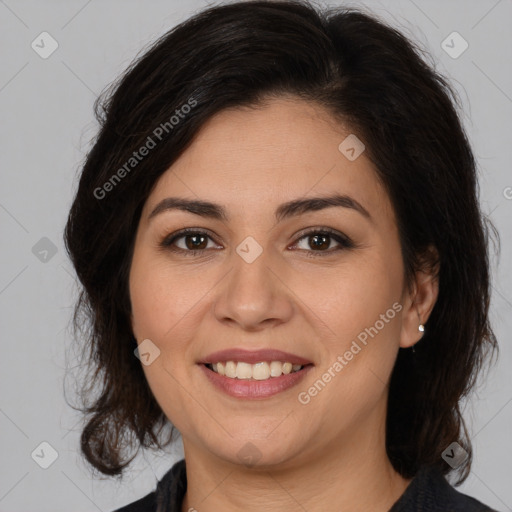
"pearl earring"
418,324,425,332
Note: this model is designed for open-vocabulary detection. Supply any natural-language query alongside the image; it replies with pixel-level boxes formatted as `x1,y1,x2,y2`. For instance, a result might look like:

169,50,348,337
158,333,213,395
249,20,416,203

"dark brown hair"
63,0,499,484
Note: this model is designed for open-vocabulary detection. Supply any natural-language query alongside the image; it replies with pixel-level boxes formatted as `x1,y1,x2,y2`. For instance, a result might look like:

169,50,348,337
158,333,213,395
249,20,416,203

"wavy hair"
63,0,499,483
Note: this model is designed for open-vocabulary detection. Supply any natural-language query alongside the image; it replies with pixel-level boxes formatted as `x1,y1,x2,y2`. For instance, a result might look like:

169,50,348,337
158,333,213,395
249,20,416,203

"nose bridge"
213,237,294,330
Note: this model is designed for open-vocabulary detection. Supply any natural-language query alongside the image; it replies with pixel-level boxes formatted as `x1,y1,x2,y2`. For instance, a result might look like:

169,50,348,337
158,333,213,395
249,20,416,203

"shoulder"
112,459,187,512
390,465,498,512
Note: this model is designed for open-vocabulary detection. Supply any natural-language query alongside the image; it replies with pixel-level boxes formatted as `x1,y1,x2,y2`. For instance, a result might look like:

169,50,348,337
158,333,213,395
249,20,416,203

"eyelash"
159,227,355,257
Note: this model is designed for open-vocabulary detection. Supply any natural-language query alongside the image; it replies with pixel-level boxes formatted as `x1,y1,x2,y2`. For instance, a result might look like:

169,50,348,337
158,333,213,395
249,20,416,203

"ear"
399,245,440,349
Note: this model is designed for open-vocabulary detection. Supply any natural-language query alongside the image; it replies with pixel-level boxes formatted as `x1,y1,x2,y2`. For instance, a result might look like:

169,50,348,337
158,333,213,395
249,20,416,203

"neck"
180,402,412,512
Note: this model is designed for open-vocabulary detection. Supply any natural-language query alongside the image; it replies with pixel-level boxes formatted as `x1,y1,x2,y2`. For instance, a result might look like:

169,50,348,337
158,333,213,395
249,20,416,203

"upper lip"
199,348,313,366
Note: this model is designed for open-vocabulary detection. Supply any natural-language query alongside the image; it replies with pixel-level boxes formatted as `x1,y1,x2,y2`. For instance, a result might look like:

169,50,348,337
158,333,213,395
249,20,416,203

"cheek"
129,254,200,429
305,252,402,395
302,251,402,341
129,251,215,393
129,251,203,341
130,275,169,340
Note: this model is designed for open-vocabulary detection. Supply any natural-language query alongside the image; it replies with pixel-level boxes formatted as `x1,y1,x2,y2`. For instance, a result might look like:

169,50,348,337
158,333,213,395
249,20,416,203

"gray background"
0,0,511,510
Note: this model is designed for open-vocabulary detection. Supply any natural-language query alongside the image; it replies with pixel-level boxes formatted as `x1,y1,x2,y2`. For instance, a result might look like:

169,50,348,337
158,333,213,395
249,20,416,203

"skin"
129,96,439,512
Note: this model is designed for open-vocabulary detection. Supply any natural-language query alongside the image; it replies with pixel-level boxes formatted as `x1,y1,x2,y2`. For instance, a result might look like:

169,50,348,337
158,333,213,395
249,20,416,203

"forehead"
143,97,394,226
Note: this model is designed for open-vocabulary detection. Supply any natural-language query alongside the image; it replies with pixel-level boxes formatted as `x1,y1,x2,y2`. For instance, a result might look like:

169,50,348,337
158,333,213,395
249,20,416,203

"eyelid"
290,226,352,247
160,227,221,250
160,226,354,255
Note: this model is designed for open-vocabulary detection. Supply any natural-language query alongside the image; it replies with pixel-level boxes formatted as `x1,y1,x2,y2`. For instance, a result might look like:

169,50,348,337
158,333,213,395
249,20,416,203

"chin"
209,435,307,470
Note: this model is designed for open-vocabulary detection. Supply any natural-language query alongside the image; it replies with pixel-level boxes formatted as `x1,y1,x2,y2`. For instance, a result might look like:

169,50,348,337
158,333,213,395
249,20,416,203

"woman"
63,1,500,511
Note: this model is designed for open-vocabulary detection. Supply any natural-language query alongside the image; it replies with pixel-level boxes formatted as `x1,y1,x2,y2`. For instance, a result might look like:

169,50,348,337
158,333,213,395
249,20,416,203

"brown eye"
307,233,331,251
160,227,354,257
292,228,354,256
160,228,221,256
182,233,209,250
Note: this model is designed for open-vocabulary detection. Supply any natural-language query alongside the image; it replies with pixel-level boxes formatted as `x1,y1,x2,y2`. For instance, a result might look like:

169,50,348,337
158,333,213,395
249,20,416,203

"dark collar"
151,460,496,512
389,464,496,512
154,458,186,512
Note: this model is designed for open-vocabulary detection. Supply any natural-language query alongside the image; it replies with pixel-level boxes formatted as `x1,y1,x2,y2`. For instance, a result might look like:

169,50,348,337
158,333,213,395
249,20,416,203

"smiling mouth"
205,361,311,380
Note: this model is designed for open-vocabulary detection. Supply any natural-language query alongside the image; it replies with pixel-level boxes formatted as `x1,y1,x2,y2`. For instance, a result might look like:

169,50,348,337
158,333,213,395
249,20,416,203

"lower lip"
199,364,313,399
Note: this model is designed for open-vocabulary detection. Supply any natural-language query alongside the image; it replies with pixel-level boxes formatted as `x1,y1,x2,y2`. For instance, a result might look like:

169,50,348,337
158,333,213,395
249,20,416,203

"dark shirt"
113,459,498,512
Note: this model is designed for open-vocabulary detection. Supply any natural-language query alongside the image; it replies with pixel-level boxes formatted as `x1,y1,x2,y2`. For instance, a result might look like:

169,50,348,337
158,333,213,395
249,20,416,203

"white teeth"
208,360,304,380
253,362,270,380
225,361,237,378
270,361,282,377
236,362,252,379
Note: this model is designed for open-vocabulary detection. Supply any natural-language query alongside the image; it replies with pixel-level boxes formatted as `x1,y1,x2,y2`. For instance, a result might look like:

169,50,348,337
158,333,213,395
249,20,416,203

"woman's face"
129,96,426,468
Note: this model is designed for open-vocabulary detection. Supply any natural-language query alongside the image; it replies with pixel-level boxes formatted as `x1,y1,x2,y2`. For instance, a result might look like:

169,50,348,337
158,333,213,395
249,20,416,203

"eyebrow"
148,193,372,224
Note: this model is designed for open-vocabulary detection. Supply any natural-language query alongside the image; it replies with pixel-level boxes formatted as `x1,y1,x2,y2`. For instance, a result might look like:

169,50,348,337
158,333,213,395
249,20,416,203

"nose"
212,247,294,332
